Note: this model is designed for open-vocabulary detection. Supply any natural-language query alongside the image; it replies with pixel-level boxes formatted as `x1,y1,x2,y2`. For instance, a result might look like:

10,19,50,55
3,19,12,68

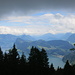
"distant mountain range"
0,34,35,51
0,33,75,54
34,33,58,41
32,32,74,41
0,33,75,64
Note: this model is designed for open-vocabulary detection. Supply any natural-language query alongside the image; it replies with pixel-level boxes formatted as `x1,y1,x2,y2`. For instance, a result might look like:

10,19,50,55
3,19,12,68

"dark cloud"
0,0,75,18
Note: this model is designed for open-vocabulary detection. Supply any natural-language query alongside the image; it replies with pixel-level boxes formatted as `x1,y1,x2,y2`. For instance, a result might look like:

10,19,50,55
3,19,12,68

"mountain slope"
0,34,35,51
62,51,75,64
67,34,75,43
33,33,58,41
19,34,35,41
0,34,17,50
61,32,72,40
15,39,73,56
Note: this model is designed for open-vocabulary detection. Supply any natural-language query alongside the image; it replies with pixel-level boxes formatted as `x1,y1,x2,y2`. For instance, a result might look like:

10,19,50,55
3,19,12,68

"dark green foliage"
28,47,49,68
0,47,3,63
7,44,19,65
20,52,26,65
63,60,74,75
0,45,75,75
64,60,71,69
49,63,55,75
41,48,49,68
28,46,40,66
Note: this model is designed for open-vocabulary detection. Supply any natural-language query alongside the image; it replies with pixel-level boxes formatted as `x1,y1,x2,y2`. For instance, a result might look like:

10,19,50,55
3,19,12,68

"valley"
0,32,75,67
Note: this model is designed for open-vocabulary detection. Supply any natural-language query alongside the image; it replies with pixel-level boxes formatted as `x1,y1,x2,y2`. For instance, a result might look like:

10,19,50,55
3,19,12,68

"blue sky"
0,0,75,35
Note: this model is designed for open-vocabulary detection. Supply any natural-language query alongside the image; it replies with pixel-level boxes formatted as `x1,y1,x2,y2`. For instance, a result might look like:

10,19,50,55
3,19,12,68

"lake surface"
48,56,65,69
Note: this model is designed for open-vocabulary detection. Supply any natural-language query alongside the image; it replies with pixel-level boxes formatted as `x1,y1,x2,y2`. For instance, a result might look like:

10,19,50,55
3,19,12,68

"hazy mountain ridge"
0,32,74,52
66,33,75,43
0,34,17,50
33,32,73,41
15,38,74,56
0,34,35,51
36,33,58,41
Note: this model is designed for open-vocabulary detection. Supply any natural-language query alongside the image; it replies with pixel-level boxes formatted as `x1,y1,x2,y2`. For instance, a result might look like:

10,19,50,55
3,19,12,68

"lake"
48,56,65,69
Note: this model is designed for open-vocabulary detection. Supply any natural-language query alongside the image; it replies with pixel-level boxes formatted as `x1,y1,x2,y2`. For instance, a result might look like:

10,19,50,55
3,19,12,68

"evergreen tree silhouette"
49,63,55,75
0,47,3,64
28,46,40,67
9,44,19,65
1,44,75,75
41,48,49,68
0,47,4,74
28,46,49,75
64,60,72,75
4,52,8,65
20,52,26,65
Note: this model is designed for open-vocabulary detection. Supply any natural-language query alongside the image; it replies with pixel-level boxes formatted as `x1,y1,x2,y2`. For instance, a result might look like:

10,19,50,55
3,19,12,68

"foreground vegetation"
0,44,75,75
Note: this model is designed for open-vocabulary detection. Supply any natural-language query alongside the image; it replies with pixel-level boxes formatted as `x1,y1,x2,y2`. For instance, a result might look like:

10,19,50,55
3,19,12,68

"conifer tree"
28,47,49,68
41,48,49,68
8,44,19,65
64,60,71,69
28,46,40,67
20,52,26,65
64,60,72,75
0,47,3,64
11,44,18,58
49,63,55,75
4,52,8,65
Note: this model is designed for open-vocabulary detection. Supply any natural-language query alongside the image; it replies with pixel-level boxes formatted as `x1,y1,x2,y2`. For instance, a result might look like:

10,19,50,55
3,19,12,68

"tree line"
0,44,75,75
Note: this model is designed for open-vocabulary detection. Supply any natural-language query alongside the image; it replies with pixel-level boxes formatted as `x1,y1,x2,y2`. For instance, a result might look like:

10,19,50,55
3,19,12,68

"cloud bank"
0,13,75,35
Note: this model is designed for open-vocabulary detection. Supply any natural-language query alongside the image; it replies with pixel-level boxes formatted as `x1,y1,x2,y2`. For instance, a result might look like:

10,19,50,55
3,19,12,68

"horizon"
0,32,74,36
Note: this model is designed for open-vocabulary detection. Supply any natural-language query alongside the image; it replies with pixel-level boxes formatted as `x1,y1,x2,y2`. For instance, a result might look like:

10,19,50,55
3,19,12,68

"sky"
0,0,75,35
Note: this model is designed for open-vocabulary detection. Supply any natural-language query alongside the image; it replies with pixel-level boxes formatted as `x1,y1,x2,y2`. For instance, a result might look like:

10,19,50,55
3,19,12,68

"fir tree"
8,44,19,65
20,52,26,65
0,47,3,64
41,48,49,68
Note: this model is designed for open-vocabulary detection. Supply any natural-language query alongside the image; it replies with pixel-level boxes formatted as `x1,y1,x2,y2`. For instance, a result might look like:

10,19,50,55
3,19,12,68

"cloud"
0,0,75,18
0,26,28,35
0,0,75,35
0,13,75,35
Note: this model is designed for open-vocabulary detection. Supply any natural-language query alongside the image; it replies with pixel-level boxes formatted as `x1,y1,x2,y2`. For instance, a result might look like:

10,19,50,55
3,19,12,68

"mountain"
33,33,58,41
54,33,64,39
0,34,17,50
19,34,35,41
62,51,75,64
0,32,74,52
0,34,35,51
66,33,75,43
60,32,72,40
33,33,73,41
15,39,74,56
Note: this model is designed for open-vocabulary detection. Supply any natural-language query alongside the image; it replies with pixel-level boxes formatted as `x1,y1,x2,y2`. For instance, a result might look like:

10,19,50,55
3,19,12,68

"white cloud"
1,13,75,35
0,26,28,35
